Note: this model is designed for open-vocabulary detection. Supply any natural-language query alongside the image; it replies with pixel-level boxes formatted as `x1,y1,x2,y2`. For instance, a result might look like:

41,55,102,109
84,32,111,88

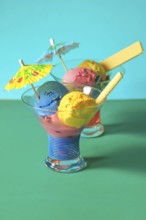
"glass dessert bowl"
21,82,101,173
50,59,125,138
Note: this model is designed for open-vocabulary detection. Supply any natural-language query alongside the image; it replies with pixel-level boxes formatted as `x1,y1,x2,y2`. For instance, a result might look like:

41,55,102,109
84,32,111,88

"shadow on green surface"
103,109,146,136
85,146,146,174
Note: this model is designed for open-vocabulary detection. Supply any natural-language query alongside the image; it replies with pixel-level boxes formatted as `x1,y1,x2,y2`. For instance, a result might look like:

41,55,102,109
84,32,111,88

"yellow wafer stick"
96,72,123,105
100,41,144,71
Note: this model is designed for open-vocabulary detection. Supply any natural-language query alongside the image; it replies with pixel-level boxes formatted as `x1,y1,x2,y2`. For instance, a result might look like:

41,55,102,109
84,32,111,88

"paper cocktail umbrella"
37,38,79,71
5,59,53,99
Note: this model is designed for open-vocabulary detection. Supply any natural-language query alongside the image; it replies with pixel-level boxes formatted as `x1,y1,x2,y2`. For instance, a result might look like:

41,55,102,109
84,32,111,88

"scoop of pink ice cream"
63,67,97,86
39,113,83,138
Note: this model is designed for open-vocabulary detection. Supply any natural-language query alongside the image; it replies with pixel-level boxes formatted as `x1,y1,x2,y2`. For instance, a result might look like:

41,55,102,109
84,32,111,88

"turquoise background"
0,0,145,100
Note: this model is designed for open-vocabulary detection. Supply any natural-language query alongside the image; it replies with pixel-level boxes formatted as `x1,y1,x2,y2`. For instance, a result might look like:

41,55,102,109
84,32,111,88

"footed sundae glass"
21,84,100,173
50,59,125,138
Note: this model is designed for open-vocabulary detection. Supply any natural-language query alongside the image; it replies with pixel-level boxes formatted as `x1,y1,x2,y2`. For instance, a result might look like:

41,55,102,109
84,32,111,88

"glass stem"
48,135,80,160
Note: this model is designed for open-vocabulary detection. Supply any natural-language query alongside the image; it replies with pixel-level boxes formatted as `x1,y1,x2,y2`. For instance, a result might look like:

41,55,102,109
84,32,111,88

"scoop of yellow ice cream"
79,60,107,80
58,91,98,128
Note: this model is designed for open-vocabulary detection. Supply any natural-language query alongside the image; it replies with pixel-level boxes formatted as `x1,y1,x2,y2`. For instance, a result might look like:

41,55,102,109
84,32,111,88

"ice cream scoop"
78,60,107,80
58,72,123,128
40,113,83,138
63,67,97,85
58,91,97,128
35,81,68,116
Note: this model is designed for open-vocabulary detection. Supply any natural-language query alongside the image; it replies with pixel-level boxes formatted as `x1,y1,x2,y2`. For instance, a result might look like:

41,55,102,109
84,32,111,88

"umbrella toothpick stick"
57,53,68,72
50,38,68,72
31,83,40,100
19,59,40,100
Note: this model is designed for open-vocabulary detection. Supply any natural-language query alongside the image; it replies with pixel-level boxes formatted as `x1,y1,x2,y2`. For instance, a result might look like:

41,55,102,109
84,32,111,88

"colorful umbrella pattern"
37,38,79,71
5,59,53,99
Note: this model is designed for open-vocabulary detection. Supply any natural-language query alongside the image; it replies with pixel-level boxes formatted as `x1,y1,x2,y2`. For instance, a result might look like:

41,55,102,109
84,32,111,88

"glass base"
45,156,87,173
81,123,104,138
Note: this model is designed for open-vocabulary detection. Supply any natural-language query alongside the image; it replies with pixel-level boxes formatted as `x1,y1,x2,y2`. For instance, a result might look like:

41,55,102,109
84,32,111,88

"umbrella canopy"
5,59,53,99
37,38,79,71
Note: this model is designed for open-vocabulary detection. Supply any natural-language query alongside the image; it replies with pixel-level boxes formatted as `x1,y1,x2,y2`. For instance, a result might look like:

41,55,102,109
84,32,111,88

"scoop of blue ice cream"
35,81,68,116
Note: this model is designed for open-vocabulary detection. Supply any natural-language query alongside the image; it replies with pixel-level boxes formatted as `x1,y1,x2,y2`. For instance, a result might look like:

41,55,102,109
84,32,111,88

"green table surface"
0,99,146,220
